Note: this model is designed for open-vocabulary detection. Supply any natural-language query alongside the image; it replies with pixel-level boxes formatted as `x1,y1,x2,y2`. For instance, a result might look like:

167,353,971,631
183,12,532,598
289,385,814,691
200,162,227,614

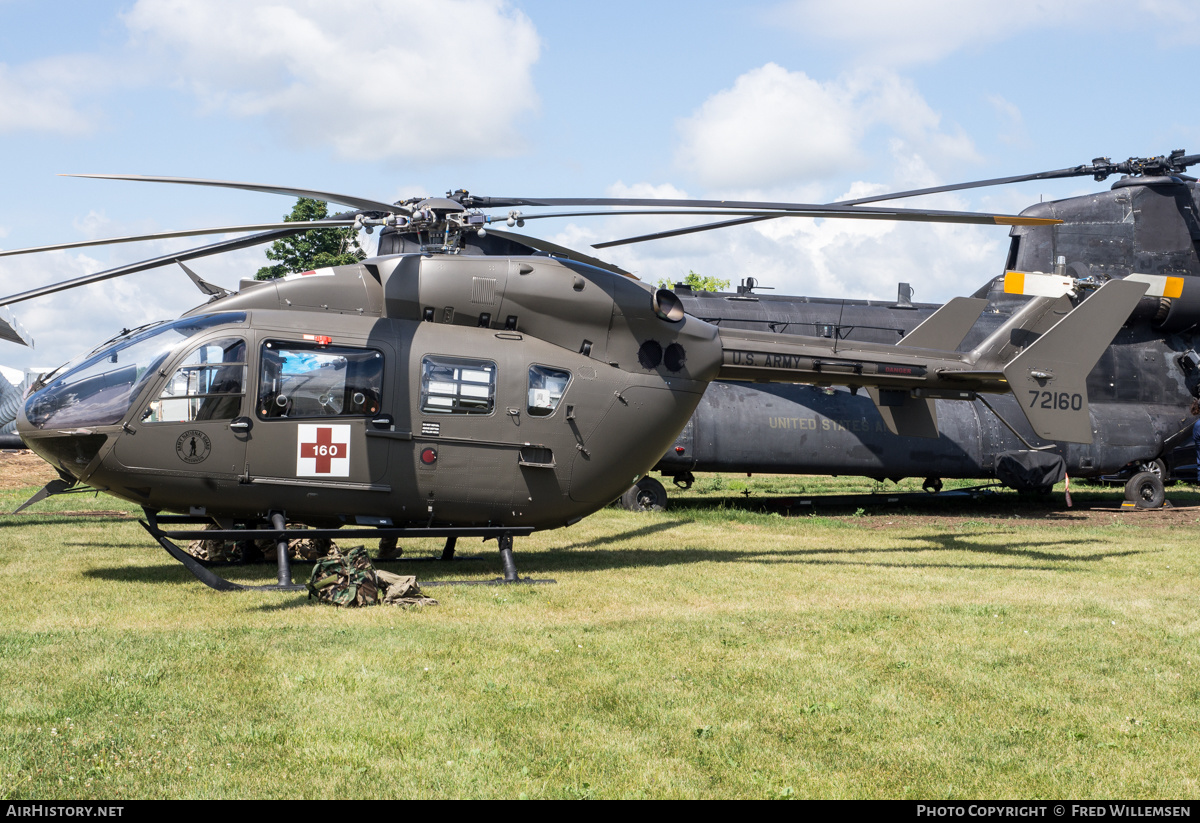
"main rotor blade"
593,215,778,249
587,151,1200,246
517,207,1054,224
62,174,400,214
0,220,358,258
475,195,1057,226
832,151,1200,206
0,227,307,307
831,168,1116,207
592,207,1059,248
483,228,636,278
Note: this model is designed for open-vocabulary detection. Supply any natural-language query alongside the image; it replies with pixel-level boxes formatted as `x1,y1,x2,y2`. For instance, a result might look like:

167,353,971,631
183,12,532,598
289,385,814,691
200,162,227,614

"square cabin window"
421,356,496,415
258,341,384,419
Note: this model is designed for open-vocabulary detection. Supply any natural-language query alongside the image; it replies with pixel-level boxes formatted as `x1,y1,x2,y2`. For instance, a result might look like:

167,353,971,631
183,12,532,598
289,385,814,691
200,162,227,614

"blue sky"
1,0,1198,370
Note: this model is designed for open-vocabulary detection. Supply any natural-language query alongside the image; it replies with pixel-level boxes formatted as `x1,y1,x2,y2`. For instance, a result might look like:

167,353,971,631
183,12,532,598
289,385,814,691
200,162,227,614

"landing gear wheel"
922,477,943,494
1125,471,1165,509
1135,458,1172,486
620,476,667,512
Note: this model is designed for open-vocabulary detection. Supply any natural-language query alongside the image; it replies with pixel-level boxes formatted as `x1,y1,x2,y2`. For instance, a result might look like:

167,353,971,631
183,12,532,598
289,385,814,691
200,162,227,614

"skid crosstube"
140,509,546,592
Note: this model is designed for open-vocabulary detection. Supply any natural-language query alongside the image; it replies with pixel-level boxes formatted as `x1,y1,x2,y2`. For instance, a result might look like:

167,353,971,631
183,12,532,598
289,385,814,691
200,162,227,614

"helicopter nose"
15,414,104,483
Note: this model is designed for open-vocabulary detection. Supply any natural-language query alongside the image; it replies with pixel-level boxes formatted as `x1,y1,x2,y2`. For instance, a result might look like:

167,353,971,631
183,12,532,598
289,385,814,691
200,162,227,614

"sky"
1,0,1198,371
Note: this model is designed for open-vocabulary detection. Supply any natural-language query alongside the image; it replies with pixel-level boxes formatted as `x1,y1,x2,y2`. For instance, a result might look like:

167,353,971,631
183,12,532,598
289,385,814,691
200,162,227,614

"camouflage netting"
306,546,437,608
307,546,380,607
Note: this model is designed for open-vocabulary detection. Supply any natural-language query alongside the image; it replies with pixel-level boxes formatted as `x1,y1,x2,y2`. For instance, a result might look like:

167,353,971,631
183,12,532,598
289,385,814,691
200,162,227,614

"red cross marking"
300,427,343,473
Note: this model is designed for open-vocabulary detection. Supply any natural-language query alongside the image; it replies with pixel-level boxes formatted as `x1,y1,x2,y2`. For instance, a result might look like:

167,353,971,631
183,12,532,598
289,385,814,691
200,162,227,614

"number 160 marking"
1028,390,1082,411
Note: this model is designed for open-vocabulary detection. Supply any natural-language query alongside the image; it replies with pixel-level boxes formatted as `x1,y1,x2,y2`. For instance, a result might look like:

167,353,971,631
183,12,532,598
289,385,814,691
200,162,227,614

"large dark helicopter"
624,151,1200,510
0,173,1148,591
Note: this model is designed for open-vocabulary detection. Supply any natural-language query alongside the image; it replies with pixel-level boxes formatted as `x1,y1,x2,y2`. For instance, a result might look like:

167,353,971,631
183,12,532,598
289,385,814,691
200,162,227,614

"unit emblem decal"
176,430,211,464
297,424,351,477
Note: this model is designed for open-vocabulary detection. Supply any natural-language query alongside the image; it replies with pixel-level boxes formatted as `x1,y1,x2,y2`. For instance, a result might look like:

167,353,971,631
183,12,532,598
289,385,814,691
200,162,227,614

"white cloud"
675,64,975,191
675,64,862,189
0,58,101,135
769,0,1197,66
607,181,690,201
0,239,267,370
556,177,1006,306
121,0,542,160
987,95,1028,147
769,0,1103,65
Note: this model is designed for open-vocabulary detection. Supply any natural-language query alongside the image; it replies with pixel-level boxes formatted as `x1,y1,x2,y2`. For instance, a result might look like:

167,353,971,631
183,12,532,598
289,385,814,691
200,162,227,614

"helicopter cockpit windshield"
24,312,247,430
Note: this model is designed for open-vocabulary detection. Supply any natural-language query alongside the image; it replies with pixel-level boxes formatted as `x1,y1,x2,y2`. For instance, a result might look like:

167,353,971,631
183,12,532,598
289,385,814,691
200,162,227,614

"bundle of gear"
306,545,437,607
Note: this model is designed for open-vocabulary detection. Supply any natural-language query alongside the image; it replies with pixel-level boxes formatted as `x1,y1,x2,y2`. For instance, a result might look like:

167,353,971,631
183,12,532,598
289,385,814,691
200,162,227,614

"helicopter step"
140,510,547,591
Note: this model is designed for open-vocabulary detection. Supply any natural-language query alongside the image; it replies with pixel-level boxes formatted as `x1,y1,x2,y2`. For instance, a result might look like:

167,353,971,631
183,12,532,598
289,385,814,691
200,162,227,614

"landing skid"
141,521,303,592
139,510,548,591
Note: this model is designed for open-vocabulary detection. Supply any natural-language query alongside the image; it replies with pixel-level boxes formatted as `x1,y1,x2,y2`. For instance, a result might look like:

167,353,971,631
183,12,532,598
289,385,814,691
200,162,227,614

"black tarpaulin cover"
995,450,1067,492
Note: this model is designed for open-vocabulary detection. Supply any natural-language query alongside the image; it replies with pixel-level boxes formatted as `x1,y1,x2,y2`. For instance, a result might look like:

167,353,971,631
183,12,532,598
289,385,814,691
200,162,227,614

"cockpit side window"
144,338,247,423
24,312,247,430
420,356,496,415
257,341,384,419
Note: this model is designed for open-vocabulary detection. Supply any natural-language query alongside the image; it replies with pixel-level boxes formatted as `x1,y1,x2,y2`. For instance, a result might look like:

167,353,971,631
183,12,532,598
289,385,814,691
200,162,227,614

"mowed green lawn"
0,473,1198,799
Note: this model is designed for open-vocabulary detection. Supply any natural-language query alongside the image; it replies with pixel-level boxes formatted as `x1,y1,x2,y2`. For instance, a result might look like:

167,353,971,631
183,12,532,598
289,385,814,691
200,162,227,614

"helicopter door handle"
371,414,394,429
230,417,253,432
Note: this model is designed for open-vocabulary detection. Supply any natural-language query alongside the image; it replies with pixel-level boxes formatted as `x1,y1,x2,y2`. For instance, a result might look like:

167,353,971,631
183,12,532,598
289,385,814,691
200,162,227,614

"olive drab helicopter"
0,172,1151,592
626,151,1200,511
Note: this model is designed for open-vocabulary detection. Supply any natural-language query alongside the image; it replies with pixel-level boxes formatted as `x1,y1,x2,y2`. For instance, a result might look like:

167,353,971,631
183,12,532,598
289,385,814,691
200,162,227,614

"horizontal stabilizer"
866,388,938,439
899,297,986,351
1004,279,1148,443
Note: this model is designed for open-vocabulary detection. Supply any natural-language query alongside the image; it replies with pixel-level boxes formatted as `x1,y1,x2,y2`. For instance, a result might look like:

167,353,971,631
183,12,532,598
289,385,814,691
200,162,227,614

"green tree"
657,270,730,292
255,197,366,280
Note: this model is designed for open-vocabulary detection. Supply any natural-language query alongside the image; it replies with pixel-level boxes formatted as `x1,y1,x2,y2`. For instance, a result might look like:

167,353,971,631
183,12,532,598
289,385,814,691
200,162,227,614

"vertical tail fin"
1004,279,1148,442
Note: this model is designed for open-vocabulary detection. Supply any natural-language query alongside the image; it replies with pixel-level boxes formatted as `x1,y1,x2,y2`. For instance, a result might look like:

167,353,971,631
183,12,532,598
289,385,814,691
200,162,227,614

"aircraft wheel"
620,476,667,512
922,477,943,494
1135,458,1172,486
1125,471,1165,509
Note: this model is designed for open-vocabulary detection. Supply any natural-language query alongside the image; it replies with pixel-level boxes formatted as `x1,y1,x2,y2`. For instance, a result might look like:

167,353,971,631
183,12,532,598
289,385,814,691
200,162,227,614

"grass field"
1,463,1199,799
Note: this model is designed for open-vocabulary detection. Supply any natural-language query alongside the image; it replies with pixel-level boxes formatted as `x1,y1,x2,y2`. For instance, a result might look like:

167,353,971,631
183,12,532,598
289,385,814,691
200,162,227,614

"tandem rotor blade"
63,174,400,214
